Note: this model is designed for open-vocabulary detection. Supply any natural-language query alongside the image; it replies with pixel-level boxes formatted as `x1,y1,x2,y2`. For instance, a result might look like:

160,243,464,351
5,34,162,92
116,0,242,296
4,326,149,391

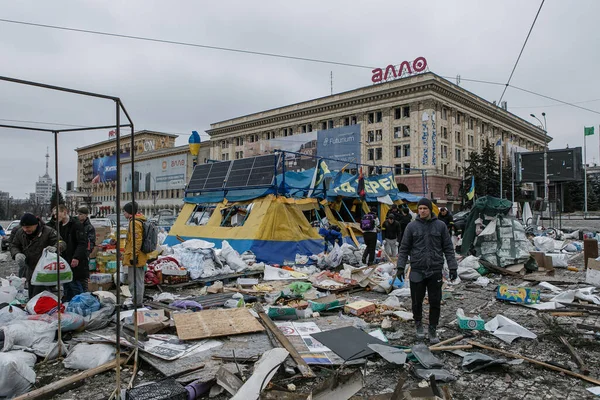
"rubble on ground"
1,221,600,400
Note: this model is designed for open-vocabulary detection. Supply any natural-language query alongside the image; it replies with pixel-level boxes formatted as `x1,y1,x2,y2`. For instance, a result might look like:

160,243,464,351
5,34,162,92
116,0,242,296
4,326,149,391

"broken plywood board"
231,348,289,400
174,308,264,340
140,332,272,384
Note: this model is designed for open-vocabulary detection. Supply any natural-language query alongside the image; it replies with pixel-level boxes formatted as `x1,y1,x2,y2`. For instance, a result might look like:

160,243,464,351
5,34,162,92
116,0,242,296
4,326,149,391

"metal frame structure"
0,75,138,398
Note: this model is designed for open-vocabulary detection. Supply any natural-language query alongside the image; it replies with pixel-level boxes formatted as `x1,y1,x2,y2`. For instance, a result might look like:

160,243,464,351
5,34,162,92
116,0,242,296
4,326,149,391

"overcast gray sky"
1,0,599,198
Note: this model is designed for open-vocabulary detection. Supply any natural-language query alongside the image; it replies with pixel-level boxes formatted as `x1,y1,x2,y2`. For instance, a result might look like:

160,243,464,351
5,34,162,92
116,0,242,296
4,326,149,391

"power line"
498,0,545,104
0,18,375,70
509,98,600,109
510,84,600,115
0,118,85,127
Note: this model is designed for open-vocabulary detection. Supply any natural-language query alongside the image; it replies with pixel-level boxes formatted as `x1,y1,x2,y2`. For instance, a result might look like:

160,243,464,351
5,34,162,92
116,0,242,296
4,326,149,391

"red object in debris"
33,296,65,314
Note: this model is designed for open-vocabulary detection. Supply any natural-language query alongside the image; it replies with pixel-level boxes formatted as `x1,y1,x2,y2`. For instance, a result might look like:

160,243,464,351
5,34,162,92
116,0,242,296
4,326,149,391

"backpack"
360,213,375,231
135,219,158,253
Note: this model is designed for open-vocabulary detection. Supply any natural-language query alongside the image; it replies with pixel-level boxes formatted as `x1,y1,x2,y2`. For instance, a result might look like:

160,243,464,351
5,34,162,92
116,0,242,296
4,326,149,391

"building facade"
75,130,209,216
206,72,547,209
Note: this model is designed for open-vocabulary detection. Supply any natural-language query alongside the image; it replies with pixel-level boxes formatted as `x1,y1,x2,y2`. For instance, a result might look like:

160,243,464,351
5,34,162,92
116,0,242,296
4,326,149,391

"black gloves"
397,267,405,281
449,269,458,281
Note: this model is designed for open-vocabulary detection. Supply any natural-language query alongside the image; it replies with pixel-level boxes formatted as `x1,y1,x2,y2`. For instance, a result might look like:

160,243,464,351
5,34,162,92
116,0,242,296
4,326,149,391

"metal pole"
542,113,548,219
53,131,63,355
584,130,588,217
499,139,503,198
114,102,122,399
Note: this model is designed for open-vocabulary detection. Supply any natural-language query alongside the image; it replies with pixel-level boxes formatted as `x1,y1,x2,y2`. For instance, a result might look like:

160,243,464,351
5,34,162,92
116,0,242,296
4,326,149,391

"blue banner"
317,125,361,170
331,171,399,199
92,155,118,184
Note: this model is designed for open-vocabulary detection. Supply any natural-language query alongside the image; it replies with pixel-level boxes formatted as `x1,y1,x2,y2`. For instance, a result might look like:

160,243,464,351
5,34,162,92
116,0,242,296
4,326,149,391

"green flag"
584,126,595,136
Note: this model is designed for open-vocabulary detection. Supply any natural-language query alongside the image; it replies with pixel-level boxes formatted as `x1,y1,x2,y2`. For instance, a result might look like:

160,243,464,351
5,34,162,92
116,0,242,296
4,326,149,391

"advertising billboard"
245,131,318,171
517,147,583,183
122,154,187,193
92,154,119,184
317,124,361,170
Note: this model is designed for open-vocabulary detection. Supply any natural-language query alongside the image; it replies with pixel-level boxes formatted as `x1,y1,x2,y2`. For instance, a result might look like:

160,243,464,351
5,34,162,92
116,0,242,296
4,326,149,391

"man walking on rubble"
361,206,380,265
382,215,401,258
396,198,458,344
123,202,149,306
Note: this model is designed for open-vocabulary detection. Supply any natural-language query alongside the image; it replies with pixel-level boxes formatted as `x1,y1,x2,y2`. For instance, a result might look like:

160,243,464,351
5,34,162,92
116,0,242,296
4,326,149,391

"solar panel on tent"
225,154,277,189
246,155,277,186
186,163,213,193
204,160,231,190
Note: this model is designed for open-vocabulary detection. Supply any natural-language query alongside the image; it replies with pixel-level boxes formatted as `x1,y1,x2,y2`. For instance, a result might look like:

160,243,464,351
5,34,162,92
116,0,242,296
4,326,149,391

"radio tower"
45,147,50,177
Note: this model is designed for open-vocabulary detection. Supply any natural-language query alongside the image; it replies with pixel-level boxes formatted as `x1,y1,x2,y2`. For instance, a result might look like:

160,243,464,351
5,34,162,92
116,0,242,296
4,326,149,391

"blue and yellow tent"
165,195,324,264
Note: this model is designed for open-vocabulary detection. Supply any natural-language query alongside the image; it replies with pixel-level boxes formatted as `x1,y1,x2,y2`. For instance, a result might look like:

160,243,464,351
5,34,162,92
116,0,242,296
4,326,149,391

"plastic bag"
458,255,480,270
83,303,115,331
0,285,16,303
66,293,101,317
533,236,555,253
28,312,85,332
63,343,115,370
0,305,27,325
0,351,37,397
221,240,247,271
26,290,58,314
324,243,343,268
1,320,58,357
30,248,73,286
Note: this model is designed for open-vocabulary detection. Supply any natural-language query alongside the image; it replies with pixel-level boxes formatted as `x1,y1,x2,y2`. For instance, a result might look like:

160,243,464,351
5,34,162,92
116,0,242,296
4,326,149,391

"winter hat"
20,213,38,227
417,198,433,212
77,207,89,215
123,202,138,215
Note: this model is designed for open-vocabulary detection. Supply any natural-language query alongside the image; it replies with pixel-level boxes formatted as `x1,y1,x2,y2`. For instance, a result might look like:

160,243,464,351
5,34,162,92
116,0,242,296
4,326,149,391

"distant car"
1,220,21,251
453,210,470,234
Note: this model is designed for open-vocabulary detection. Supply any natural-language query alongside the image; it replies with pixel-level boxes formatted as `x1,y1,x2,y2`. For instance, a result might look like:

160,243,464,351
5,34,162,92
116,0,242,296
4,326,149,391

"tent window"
220,203,253,227
187,205,215,226
303,208,324,227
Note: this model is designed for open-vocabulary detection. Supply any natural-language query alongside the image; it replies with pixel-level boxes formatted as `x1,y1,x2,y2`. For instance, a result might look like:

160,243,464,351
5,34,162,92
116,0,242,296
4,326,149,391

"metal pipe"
0,124,54,132
0,75,119,100
53,130,63,355
531,113,548,217
54,124,132,133
114,102,122,399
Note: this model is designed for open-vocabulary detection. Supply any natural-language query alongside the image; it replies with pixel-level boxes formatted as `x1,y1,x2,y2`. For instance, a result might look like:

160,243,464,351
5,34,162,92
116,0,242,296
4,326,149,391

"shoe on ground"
415,322,425,339
428,326,440,344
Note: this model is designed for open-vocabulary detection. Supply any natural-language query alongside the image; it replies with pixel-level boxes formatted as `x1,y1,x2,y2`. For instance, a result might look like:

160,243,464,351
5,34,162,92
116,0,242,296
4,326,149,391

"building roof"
120,143,209,162
75,130,178,152
207,72,548,142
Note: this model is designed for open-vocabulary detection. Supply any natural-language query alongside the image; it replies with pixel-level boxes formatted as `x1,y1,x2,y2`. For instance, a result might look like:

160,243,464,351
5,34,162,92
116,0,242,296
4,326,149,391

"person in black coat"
49,205,88,301
438,207,454,234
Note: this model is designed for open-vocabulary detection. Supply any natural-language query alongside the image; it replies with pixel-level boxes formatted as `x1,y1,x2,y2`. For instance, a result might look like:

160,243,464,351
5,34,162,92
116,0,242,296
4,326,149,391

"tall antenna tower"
45,146,50,176
330,71,333,95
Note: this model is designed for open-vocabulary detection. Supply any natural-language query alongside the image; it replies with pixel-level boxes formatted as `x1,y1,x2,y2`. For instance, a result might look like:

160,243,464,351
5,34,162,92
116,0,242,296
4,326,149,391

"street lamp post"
530,113,548,218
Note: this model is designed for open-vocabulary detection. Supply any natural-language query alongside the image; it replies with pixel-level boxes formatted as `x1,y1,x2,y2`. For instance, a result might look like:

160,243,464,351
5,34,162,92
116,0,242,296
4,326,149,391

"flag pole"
584,128,588,217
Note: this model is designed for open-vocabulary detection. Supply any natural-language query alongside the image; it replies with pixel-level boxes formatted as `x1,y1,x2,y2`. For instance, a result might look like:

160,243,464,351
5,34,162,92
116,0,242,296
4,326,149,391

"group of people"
8,201,148,306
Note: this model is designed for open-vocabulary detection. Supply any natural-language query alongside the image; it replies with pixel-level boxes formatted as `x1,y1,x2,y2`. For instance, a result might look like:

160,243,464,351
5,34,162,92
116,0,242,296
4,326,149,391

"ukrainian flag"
467,176,475,200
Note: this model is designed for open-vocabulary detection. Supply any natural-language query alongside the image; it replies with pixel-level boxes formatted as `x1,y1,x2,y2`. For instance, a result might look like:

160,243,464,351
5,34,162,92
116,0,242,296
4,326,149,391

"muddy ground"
1,237,599,399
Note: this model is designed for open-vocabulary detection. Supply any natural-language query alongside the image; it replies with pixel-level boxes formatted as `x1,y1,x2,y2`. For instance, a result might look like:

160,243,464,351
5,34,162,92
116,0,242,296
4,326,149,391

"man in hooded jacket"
397,198,458,344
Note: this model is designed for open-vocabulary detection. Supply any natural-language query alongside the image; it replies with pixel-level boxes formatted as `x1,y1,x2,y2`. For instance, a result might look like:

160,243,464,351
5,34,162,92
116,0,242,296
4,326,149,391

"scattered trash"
496,284,540,304
485,315,537,343
63,343,115,370
411,344,443,368
456,308,485,330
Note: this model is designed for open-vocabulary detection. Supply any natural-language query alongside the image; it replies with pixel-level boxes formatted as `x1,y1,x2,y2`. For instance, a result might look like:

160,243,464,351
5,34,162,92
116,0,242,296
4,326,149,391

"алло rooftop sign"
371,57,428,84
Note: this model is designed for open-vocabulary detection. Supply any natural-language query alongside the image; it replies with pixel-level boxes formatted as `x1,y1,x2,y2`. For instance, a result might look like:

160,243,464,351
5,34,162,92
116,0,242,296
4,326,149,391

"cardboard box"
88,281,115,292
587,258,600,287
496,284,540,304
530,251,554,271
457,311,485,330
344,300,376,316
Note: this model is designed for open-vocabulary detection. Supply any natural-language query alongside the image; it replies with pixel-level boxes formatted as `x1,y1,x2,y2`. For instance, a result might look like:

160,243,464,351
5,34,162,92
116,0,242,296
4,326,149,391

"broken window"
220,203,253,227
186,204,216,226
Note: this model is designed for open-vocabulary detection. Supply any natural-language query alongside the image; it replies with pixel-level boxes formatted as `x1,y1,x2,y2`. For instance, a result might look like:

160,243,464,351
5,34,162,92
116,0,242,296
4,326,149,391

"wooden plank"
14,358,127,400
559,336,590,375
478,260,522,277
173,308,264,340
346,223,361,248
468,341,600,386
255,304,316,378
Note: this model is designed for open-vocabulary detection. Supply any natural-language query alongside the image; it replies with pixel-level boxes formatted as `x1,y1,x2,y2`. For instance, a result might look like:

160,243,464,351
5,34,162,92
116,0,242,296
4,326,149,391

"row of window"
367,126,411,142
368,145,411,161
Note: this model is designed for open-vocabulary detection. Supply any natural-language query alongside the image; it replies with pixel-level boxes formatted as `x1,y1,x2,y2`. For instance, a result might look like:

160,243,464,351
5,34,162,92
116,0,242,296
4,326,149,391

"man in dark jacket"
361,206,380,265
10,213,60,299
397,198,458,344
382,215,401,257
50,205,88,301
438,207,454,234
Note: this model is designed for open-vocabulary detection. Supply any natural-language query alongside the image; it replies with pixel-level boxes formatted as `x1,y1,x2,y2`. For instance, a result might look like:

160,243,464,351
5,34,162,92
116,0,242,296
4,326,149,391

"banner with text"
316,125,361,170
122,154,187,192
331,171,399,198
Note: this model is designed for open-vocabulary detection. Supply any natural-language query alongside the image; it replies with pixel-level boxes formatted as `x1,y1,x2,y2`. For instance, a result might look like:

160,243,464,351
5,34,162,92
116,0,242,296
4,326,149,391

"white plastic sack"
533,237,555,253
26,290,58,315
1,320,58,357
31,249,73,286
0,285,16,303
0,351,37,397
181,239,215,250
83,304,115,331
324,243,343,268
220,240,247,272
63,343,115,370
0,305,27,325
546,253,569,268
458,255,480,270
